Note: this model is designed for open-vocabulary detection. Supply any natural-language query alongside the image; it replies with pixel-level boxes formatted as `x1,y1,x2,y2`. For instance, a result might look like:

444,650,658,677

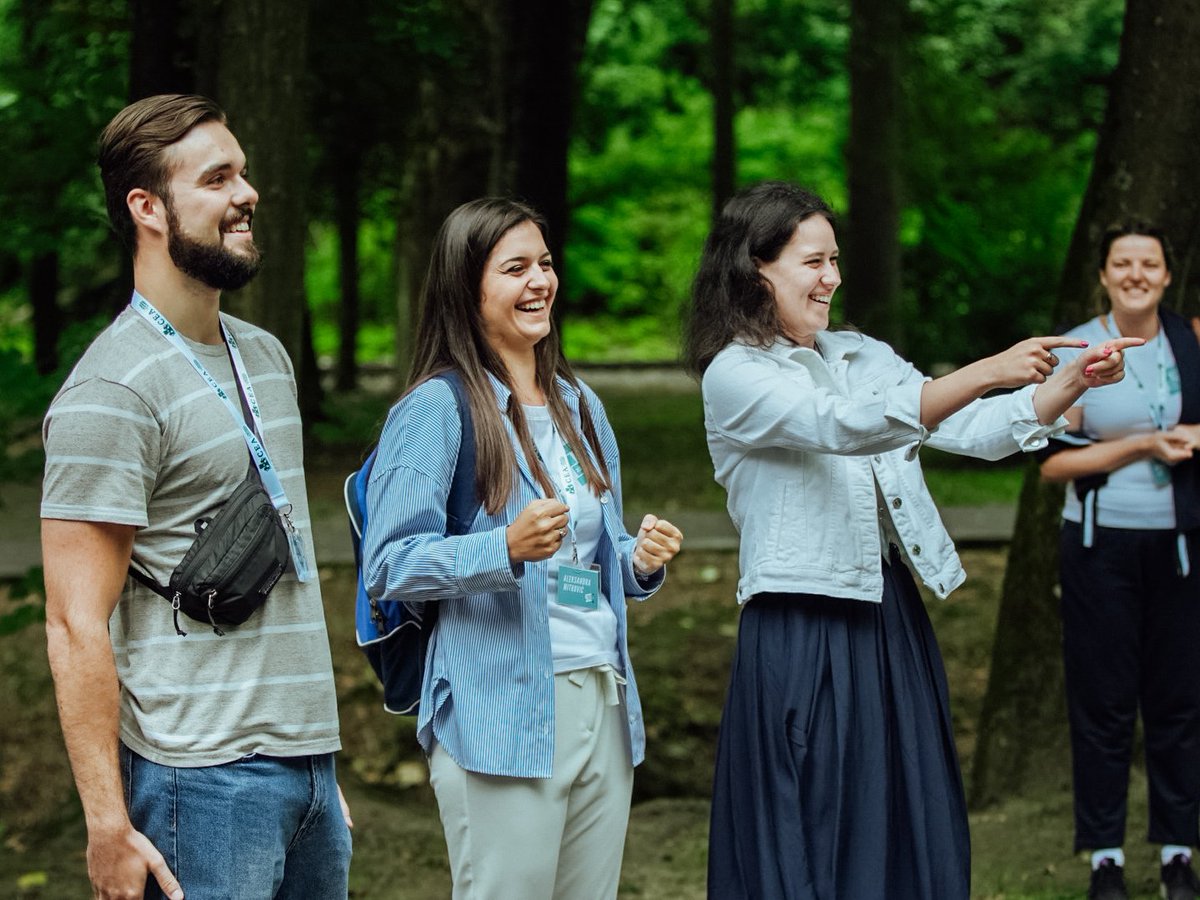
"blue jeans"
120,745,352,899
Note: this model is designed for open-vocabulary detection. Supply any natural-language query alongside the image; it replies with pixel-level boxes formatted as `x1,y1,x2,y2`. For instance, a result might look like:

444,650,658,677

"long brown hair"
408,198,611,514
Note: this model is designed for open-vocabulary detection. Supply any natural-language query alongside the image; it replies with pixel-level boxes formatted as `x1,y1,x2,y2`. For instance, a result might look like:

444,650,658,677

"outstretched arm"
43,518,183,900
919,335,1141,430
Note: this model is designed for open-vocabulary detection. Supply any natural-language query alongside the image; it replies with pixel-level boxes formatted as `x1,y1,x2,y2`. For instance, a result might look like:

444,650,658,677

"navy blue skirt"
707,554,970,899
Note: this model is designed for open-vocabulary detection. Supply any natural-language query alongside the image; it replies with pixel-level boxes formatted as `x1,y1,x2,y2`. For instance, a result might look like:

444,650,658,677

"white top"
1056,316,1179,529
702,332,1067,602
524,404,621,673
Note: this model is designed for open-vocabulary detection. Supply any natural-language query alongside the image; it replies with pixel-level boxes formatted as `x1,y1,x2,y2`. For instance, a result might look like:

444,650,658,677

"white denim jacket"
702,333,1065,603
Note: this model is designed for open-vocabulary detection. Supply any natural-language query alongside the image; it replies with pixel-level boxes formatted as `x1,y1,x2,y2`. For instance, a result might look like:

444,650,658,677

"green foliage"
0,0,127,262
0,567,45,636
0,0,1133,376
562,316,680,363
899,0,1124,365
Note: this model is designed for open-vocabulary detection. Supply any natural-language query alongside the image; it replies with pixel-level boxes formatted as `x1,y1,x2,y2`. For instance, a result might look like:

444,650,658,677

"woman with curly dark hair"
684,181,1138,899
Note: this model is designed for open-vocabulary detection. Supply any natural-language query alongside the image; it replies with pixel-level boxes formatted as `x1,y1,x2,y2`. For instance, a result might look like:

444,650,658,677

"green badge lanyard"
539,426,585,565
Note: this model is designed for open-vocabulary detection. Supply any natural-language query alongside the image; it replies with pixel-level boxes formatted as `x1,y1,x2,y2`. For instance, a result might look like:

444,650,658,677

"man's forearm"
46,618,130,834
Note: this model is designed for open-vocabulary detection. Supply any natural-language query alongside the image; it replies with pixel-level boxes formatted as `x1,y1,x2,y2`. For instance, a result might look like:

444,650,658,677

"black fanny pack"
130,474,292,636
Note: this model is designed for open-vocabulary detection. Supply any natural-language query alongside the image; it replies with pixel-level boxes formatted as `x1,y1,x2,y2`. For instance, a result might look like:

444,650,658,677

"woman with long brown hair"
362,197,682,899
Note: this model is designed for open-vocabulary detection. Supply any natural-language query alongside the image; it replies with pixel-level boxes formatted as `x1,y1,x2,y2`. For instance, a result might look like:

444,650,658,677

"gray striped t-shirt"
42,307,340,767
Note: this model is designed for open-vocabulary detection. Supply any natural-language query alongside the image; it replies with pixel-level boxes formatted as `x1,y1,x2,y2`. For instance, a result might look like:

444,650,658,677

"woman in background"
1040,223,1200,900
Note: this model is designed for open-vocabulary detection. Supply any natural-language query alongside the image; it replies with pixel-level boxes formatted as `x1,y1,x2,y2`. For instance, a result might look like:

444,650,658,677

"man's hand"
87,823,182,899
337,782,354,829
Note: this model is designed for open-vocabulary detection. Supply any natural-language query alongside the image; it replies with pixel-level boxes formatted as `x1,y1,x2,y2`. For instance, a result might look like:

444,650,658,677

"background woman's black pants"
1060,521,1200,852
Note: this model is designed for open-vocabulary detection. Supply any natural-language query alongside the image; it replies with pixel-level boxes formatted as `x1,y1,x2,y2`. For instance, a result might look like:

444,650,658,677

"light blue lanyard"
1105,318,1169,430
131,292,291,515
535,423,585,565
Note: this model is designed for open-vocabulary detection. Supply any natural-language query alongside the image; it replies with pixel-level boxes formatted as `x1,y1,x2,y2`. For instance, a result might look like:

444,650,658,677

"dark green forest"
8,3,1200,893
0,0,1134,389
5,0,1200,826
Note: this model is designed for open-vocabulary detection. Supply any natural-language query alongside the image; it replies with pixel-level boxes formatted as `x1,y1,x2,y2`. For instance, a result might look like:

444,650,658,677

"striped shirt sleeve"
42,378,160,526
363,380,521,603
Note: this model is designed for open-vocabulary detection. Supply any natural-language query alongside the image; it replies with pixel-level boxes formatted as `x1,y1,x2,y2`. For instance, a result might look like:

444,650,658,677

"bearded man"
40,94,352,899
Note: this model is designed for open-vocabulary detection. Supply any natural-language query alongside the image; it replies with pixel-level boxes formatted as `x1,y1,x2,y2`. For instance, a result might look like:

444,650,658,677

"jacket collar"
482,369,583,495
483,369,582,409
763,329,866,364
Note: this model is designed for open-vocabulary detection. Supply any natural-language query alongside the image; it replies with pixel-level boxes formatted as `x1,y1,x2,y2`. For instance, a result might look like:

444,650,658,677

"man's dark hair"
98,94,226,253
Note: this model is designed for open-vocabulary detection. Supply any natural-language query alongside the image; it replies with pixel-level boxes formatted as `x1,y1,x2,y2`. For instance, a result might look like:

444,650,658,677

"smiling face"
478,219,557,363
755,214,841,348
161,121,262,291
1100,233,1171,324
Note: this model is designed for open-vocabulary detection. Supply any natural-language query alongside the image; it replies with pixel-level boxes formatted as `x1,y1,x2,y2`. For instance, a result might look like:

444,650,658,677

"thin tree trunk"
30,252,60,375
710,0,736,222
335,163,361,393
845,0,903,349
128,0,192,100
215,0,319,419
501,0,595,302
971,0,1200,808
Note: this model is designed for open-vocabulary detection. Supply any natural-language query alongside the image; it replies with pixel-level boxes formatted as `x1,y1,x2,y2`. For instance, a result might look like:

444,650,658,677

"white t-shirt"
524,404,620,673
1057,316,1180,530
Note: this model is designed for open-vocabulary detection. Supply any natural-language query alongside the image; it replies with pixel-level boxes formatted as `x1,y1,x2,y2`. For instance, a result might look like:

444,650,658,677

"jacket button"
600,495,609,504
892,497,902,509
911,545,921,556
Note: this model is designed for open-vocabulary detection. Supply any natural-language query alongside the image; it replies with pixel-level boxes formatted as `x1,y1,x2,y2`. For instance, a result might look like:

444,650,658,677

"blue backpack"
345,371,480,715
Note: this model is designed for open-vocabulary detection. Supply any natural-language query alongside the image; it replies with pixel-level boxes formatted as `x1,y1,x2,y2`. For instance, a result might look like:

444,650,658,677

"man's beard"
165,202,263,292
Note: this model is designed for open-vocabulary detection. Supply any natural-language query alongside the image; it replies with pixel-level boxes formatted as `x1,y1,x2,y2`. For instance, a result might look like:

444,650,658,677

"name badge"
1151,458,1173,488
555,562,601,610
285,519,313,583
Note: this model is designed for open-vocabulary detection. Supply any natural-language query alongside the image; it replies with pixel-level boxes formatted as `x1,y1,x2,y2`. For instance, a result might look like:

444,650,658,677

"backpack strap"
438,370,480,535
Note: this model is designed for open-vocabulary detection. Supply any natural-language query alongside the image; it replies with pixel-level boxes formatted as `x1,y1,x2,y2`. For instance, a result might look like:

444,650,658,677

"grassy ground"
0,376,1146,898
0,546,1166,899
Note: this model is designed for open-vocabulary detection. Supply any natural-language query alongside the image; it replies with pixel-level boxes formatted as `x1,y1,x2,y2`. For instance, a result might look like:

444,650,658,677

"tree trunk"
334,162,361,393
215,0,319,419
845,0,903,349
971,0,1200,808
500,0,594,294
30,252,60,375
128,0,193,99
710,0,736,222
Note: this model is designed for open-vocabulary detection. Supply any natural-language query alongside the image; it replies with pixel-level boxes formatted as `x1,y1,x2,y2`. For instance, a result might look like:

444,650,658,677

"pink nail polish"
1080,341,1089,347
1084,367,1095,376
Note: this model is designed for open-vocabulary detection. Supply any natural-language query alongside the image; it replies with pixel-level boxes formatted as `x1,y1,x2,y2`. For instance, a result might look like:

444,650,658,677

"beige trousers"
428,666,635,900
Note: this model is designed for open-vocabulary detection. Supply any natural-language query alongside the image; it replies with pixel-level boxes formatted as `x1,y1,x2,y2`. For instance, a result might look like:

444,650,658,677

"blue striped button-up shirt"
362,373,663,778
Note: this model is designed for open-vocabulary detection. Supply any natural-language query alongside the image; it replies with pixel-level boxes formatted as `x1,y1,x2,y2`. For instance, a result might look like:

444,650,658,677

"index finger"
542,499,570,515
1032,336,1091,350
1100,336,1146,351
